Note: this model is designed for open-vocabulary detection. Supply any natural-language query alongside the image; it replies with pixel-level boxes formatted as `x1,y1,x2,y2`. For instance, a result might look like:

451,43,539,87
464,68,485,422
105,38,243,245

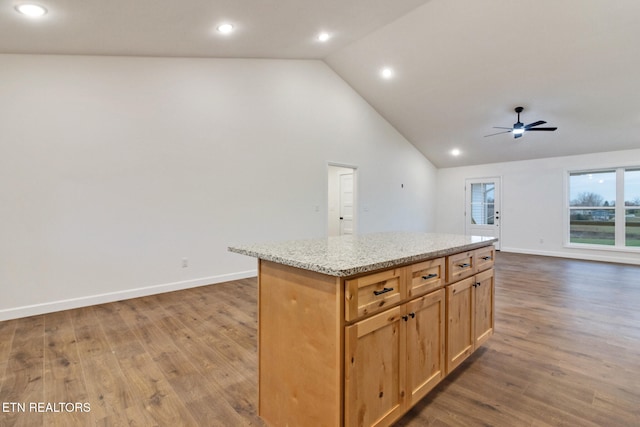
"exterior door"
465,177,501,250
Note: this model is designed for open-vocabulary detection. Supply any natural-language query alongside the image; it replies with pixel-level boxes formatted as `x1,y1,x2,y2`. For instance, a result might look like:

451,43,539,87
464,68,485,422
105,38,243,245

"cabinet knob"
422,273,438,280
402,313,416,321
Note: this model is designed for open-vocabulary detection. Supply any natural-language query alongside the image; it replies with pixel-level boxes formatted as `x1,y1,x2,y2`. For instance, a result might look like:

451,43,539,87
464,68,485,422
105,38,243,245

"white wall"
436,148,640,265
0,54,437,320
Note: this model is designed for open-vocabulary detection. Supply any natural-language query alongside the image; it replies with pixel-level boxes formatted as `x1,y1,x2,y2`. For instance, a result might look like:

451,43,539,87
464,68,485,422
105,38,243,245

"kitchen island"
229,232,497,427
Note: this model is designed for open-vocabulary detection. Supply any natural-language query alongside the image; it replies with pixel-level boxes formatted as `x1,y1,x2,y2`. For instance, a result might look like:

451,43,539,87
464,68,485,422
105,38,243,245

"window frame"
624,168,640,247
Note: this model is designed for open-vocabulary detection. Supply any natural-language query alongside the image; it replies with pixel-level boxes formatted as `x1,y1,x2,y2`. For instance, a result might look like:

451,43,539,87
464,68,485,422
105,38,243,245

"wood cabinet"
344,288,446,427
345,306,405,427
473,268,495,349
445,260,495,374
446,250,475,283
474,245,496,274
405,289,446,405
257,244,494,427
408,258,444,298
345,268,404,322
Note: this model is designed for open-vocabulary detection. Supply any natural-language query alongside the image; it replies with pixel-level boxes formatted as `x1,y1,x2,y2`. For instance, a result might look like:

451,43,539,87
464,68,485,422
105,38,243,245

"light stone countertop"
228,231,497,277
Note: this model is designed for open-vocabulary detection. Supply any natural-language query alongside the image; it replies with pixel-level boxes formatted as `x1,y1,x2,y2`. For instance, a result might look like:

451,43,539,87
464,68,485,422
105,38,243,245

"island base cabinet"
254,245,494,427
445,277,475,373
446,268,495,374
473,268,495,349
406,289,446,405
345,306,405,427
345,288,446,427
258,260,343,427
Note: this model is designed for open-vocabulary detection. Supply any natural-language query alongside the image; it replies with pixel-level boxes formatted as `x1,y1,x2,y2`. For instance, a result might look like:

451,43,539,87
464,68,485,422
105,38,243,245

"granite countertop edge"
228,233,497,277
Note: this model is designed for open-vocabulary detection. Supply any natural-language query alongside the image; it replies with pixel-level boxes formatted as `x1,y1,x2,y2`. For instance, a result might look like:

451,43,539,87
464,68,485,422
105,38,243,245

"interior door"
339,172,354,235
465,177,501,250
328,165,356,236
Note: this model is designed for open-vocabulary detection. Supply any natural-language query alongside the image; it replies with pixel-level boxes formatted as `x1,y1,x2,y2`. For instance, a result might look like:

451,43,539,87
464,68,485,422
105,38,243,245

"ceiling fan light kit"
485,106,557,139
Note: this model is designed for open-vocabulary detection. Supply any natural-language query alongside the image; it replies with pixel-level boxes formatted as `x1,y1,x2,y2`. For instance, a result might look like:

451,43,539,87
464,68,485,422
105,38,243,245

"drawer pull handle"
458,263,470,268
482,256,492,261
373,287,394,296
422,273,438,280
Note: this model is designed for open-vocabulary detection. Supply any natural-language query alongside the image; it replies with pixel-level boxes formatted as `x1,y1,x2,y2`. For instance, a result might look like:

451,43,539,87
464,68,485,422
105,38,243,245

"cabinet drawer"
408,258,444,298
446,251,475,283
345,268,404,322
475,245,495,273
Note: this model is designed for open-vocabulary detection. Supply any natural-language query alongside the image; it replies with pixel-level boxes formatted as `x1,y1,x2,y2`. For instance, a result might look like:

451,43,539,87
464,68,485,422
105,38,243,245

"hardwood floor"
1,252,639,426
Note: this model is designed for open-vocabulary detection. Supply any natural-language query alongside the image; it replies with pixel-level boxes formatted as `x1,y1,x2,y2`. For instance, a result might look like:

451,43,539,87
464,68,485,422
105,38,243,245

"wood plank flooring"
1,252,640,426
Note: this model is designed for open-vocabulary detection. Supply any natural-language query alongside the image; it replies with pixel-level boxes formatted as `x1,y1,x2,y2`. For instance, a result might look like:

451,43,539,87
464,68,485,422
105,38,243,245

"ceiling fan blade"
525,120,546,129
526,127,557,131
492,126,513,130
484,130,512,137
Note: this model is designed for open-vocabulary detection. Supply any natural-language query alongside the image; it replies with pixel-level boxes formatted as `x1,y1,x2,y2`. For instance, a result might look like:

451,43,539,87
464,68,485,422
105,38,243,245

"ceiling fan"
485,106,557,139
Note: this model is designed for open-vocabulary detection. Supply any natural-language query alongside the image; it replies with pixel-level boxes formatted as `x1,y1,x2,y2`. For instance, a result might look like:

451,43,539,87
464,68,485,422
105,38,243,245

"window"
625,169,640,247
568,167,640,249
470,183,495,225
569,170,616,245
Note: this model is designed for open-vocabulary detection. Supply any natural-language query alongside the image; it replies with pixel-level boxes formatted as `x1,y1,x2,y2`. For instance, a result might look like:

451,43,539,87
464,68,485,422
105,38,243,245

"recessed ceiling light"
381,67,394,79
318,32,330,42
15,3,47,17
217,23,234,34
451,148,461,156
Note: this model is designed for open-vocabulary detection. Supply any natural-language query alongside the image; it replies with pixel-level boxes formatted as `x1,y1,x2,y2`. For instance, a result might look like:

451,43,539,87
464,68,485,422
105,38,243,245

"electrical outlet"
182,258,188,268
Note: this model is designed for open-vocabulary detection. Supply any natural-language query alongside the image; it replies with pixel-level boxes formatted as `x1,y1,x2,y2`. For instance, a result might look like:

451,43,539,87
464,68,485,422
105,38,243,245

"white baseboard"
500,247,640,265
0,270,257,322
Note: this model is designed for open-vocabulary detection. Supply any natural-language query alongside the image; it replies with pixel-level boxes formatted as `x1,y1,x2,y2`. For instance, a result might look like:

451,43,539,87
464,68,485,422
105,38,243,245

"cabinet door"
345,306,406,427
474,268,494,348
445,276,475,374
406,289,445,405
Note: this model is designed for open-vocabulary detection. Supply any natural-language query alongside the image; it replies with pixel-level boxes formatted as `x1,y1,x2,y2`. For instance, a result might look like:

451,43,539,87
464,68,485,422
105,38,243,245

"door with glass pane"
465,178,501,250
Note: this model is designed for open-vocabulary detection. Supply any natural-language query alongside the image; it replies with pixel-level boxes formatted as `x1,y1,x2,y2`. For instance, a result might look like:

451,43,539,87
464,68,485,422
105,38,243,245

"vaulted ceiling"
3,0,639,167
